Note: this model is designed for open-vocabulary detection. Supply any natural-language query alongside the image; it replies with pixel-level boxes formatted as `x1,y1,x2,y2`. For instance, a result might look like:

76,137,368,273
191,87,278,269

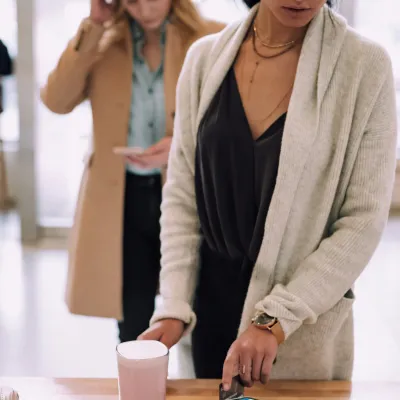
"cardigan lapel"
195,10,257,130
254,7,348,280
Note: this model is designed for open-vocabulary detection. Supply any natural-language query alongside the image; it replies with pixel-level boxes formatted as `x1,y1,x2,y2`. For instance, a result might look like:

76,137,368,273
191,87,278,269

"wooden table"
1,379,400,400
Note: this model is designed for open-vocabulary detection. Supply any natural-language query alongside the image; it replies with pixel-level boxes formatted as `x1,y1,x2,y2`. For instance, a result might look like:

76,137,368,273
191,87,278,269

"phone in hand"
113,147,144,156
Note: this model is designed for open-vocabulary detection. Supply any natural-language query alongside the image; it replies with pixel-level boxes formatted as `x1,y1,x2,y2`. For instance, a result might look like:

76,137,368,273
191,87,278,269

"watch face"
256,313,275,326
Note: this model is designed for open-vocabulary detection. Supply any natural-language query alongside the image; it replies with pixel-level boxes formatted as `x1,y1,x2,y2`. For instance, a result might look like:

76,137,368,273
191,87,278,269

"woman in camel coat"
41,0,224,342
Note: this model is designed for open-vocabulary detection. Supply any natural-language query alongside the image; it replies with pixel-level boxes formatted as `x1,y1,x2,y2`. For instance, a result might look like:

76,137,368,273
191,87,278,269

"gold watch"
252,312,285,345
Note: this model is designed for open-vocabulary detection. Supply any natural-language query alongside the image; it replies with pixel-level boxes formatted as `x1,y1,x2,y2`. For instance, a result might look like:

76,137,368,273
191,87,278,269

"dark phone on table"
219,376,259,400
219,376,244,400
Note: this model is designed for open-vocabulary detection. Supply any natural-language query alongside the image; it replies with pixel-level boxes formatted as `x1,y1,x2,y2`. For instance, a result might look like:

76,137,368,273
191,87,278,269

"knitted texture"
151,6,397,379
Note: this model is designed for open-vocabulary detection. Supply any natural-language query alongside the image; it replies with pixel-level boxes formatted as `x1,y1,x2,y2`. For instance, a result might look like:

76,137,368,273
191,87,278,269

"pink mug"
116,340,169,400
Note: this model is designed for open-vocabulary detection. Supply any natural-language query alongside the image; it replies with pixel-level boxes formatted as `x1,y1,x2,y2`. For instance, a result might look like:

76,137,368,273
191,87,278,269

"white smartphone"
113,147,144,156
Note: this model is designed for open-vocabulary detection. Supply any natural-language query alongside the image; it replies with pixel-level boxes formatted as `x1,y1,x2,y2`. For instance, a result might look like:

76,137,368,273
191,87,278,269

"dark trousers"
118,172,162,343
191,241,251,378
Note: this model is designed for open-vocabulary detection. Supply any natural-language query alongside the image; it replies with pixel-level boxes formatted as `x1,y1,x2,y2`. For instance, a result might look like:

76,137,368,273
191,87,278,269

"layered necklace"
241,18,301,124
248,19,300,83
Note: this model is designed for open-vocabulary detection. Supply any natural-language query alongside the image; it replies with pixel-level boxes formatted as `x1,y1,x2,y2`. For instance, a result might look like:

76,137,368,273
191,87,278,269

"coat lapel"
164,23,188,137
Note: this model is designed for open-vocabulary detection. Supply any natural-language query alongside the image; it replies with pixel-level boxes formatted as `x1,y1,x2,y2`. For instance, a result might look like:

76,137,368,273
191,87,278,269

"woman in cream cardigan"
140,0,397,387
41,0,223,343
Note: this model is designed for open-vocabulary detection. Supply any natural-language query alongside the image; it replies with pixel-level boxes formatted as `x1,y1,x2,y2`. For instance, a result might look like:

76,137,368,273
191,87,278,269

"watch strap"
252,313,286,345
270,321,285,345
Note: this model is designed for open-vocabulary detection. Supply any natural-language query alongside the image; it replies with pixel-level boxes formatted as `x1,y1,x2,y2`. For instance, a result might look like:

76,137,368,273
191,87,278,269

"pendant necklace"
241,21,296,124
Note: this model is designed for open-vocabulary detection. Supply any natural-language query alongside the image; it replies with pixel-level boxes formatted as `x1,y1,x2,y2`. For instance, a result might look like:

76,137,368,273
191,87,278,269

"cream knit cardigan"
151,6,397,380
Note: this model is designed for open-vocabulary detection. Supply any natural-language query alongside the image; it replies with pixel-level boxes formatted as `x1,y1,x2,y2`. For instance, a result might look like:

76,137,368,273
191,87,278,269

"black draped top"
195,66,286,269
193,66,286,340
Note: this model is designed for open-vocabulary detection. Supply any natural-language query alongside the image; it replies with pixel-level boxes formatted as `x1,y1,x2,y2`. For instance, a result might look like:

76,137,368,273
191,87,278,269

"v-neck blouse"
195,66,286,269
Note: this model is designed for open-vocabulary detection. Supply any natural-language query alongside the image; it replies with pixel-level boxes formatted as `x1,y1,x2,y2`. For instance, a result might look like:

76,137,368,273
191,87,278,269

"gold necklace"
239,28,294,125
252,25,296,60
253,84,293,124
253,24,296,49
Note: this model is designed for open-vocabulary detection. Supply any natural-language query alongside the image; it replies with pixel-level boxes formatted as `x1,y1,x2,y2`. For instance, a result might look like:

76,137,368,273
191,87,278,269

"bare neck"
143,29,162,47
256,3,307,44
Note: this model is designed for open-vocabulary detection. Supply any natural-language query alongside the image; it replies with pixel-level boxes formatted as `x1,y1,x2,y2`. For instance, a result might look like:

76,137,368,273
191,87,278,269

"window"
36,0,91,226
354,0,400,157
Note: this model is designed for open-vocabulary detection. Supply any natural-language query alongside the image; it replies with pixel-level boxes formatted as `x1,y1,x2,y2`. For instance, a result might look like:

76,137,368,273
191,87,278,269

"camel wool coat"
41,9,224,320
151,6,397,379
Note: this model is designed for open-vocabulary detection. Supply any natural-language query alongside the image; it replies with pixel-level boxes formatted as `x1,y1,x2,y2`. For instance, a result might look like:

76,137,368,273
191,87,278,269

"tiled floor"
0,211,399,380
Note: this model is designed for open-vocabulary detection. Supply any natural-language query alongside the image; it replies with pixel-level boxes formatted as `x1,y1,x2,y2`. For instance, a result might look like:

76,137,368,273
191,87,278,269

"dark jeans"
118,172,162,343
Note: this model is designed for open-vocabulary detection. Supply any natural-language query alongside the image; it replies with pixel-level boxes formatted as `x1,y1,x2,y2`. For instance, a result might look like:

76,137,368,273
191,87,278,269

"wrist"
252,312,285,345
89,15,105,25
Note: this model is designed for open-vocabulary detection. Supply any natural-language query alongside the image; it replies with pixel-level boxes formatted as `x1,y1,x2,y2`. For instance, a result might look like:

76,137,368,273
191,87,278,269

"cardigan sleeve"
256,57,398,340
150,44,202,333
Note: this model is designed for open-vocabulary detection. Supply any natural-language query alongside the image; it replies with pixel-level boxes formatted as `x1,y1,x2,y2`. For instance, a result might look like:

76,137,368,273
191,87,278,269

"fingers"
125,154,165,169
125,156,147,168
251,352,264,384
141,141,165,156
260,353,274,385
141,146,161,156
137,325,162,341
239,352,253,387
159,330,180,349
141,137,171,156
222,349,239,391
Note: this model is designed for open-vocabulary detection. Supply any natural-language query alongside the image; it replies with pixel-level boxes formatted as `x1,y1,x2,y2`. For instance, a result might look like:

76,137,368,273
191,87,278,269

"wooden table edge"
1,378,400,398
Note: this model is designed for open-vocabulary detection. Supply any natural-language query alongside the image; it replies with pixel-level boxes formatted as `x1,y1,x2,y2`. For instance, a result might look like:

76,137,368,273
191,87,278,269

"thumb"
137,325,163,341
160,330,181,349
142,144,162,156
142,137,170,156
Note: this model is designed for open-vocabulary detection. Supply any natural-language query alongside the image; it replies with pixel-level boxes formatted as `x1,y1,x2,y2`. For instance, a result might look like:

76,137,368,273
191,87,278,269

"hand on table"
222,325,278,391
138,319,185,349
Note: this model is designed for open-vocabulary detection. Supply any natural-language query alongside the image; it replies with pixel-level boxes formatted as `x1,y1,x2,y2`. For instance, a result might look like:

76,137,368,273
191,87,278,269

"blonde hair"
114,0,205,32
170,0,206,35
110,0,205,42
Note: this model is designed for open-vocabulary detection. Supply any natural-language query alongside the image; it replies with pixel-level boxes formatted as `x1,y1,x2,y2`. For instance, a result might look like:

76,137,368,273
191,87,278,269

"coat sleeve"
255,55,398,340
40,19,105,115
150,43,203,334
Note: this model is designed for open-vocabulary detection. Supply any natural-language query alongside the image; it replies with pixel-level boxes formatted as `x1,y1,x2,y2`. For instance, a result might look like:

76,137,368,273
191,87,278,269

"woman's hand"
90,0,117,24
126,137,172,170
138,319,185,349
222,325,278,391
